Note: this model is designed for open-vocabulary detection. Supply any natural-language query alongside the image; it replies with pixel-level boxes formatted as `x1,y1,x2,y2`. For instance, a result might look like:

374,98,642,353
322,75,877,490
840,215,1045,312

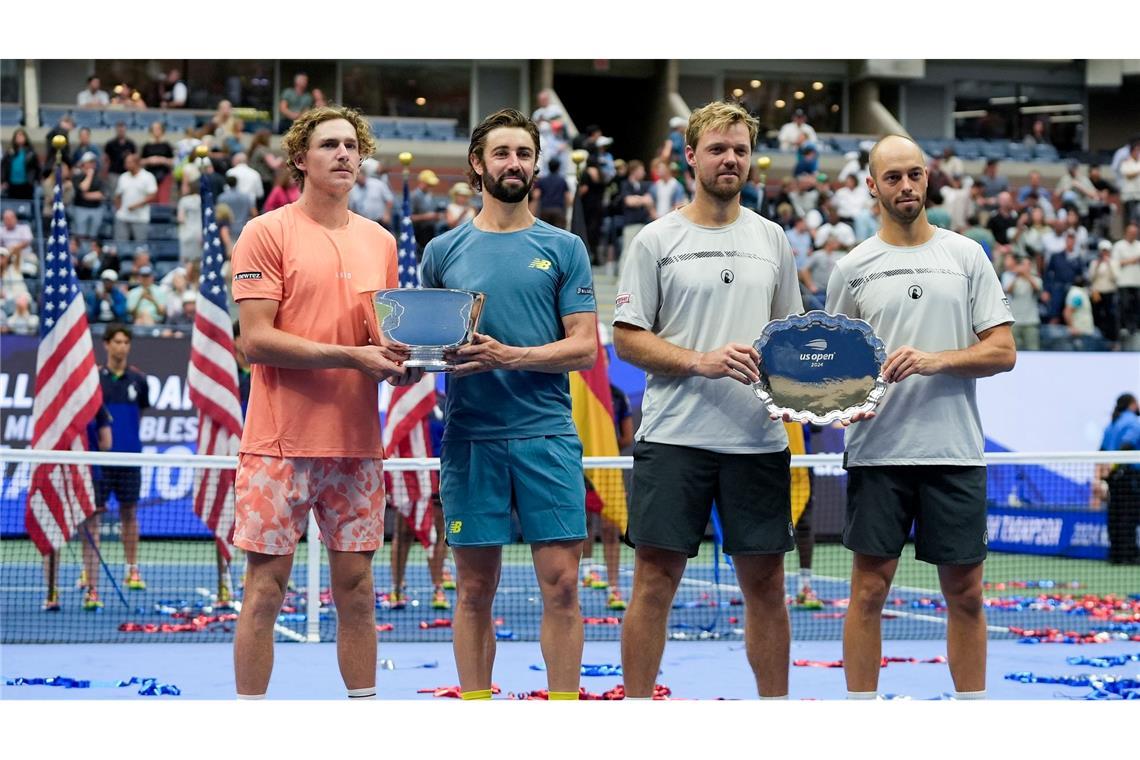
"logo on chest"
336,271,353,280
908,284,923,300
720,269,735,284
529,258,552,271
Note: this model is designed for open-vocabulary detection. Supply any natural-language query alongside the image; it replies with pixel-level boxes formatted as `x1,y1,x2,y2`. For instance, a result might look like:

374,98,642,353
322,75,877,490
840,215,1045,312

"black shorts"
626,441,794,558
843,465,987,565
95,465,142,512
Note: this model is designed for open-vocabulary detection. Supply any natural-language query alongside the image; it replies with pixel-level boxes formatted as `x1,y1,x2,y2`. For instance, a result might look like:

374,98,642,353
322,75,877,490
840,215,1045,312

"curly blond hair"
684,101,759,153
281,104,377,187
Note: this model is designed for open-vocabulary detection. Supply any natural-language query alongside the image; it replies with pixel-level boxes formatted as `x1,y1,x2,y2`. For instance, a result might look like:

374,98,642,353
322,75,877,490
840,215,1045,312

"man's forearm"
936,331,1016,379
508,333,596,374
242,324,361,371
614,324,699,376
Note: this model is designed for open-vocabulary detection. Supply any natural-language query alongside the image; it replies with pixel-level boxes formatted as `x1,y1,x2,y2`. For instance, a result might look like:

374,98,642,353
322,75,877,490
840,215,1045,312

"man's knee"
540,569,580,614
738,559,786,607
332,569,375,618
457,571,499,613
243,578,288,620
850,571,892,616
941,569,984,616
633,549,686,607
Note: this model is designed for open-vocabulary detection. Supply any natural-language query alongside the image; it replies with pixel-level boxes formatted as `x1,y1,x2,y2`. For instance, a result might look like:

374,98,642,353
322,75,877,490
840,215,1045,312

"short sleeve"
420,239,440,288
557,235,596,317
770,227,805,319
613,229,659,330
824,262,858,319
968,243,1014,333
231,217,284,302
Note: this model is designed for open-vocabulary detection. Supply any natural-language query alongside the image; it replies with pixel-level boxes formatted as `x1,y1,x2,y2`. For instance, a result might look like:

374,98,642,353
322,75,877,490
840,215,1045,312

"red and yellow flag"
570,324,628,533
785,421,811,525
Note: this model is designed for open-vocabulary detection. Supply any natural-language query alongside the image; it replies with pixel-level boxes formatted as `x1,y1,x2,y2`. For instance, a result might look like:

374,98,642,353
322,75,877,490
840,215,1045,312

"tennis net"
2,449,1137,644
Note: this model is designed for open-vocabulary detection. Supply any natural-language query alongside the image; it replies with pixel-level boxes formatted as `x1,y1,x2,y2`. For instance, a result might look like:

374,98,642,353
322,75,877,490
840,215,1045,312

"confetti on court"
5,675,180,695
794,656,947,668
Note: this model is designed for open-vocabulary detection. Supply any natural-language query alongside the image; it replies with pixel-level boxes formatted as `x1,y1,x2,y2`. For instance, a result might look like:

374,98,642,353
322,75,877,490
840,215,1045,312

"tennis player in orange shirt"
229,104,420,699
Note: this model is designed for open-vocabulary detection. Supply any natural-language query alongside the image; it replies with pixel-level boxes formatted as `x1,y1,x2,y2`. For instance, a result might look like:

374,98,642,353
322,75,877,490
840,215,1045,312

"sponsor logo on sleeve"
615,292,632,307
577,286,593,296
234,271,263,281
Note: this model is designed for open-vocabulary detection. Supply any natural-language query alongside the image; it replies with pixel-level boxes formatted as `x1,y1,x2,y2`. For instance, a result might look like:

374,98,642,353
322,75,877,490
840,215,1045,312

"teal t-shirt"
421,218,596,441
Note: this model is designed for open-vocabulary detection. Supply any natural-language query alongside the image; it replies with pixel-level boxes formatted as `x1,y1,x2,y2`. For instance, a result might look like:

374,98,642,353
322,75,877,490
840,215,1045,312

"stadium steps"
592,269,620,327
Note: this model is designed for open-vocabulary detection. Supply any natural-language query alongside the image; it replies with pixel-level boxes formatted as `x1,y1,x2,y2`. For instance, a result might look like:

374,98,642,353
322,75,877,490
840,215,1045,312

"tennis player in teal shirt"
421,108,597,702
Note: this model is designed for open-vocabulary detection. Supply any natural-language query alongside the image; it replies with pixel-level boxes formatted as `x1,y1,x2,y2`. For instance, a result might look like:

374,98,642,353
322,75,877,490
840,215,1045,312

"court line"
195,586,306,643
671,572,1012,634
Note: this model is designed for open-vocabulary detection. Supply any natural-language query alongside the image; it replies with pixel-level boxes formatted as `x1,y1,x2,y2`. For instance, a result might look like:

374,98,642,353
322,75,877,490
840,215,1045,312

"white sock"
236,693,266,700
759,694,789,700
953,690,986,700
846,691,876,700
347,687,376,699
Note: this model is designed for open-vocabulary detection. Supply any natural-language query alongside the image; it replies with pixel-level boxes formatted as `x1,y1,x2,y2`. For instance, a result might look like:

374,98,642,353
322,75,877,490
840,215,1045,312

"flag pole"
569,149,590,259
399,151,413,184
40,135,70,611
192,143,234,604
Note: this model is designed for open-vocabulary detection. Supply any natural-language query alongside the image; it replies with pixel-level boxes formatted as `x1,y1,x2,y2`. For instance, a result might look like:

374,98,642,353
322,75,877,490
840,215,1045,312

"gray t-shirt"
613,209,803,454
825,227,1014,466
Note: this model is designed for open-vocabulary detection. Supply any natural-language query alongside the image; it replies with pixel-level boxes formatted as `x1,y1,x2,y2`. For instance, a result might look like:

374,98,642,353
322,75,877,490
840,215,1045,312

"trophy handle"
467,292,486,338
359,291,381,346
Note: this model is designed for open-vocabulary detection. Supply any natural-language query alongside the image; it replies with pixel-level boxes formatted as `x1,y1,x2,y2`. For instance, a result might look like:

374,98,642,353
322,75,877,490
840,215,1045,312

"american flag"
186,173,243,561
382,175,438,547
24,165,104,556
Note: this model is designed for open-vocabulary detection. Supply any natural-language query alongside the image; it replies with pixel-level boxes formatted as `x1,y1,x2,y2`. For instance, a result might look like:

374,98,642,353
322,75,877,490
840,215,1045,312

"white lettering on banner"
149,444,194,500
139,415,198,443
4,460,31,499
146,375,162,406
4,414,31,441
155,375,187,411
1070,522,1109,548
995,515,1064,547
986,515,1001,542
0,373,35,409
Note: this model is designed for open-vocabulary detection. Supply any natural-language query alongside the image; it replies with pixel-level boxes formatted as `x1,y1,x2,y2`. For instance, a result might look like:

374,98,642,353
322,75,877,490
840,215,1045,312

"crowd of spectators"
0,70,403,336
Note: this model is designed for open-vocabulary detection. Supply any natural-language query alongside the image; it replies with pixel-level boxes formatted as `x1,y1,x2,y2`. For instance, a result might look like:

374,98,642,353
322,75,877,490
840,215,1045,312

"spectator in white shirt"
833,174,872,223
1112,222,1140,336
113,153,158,241
0,209,35,277
77,75,109,108
812,204,856,249
778,108,818,152
226,153,265,206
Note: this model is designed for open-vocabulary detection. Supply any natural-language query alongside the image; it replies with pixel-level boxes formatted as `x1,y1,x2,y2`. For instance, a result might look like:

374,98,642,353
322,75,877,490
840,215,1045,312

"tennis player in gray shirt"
614,101,803,699
824,134,1015,700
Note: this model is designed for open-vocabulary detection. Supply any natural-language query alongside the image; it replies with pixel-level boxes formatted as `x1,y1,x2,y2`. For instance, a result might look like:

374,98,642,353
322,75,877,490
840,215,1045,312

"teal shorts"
439,435,587,547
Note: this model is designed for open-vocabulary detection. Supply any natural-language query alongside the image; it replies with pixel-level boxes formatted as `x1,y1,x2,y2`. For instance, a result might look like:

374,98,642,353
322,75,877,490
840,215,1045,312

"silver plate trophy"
752,310,887,425
362,288,486,372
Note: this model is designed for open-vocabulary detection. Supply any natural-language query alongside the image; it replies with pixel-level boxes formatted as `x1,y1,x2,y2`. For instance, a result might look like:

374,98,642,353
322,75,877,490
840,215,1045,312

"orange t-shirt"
231,203,398,457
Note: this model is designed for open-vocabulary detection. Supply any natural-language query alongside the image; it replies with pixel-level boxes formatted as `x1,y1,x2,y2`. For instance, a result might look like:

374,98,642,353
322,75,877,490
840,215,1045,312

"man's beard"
698,170,744,202
483,169,534,204
882,192,925,225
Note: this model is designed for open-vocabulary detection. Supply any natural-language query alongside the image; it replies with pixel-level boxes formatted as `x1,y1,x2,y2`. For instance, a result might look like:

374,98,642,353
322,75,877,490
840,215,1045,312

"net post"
306,512,321,643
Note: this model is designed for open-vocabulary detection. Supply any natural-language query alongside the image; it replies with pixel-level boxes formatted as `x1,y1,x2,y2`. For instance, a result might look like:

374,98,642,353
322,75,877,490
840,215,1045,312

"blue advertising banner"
986,506,1108,560
2,334,208,538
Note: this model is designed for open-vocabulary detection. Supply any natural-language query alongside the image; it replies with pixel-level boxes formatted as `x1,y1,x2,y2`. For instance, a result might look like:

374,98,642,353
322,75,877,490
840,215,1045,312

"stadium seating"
0,105,22,127
1,199,35,223
163,111,199,134
70,110,105,131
